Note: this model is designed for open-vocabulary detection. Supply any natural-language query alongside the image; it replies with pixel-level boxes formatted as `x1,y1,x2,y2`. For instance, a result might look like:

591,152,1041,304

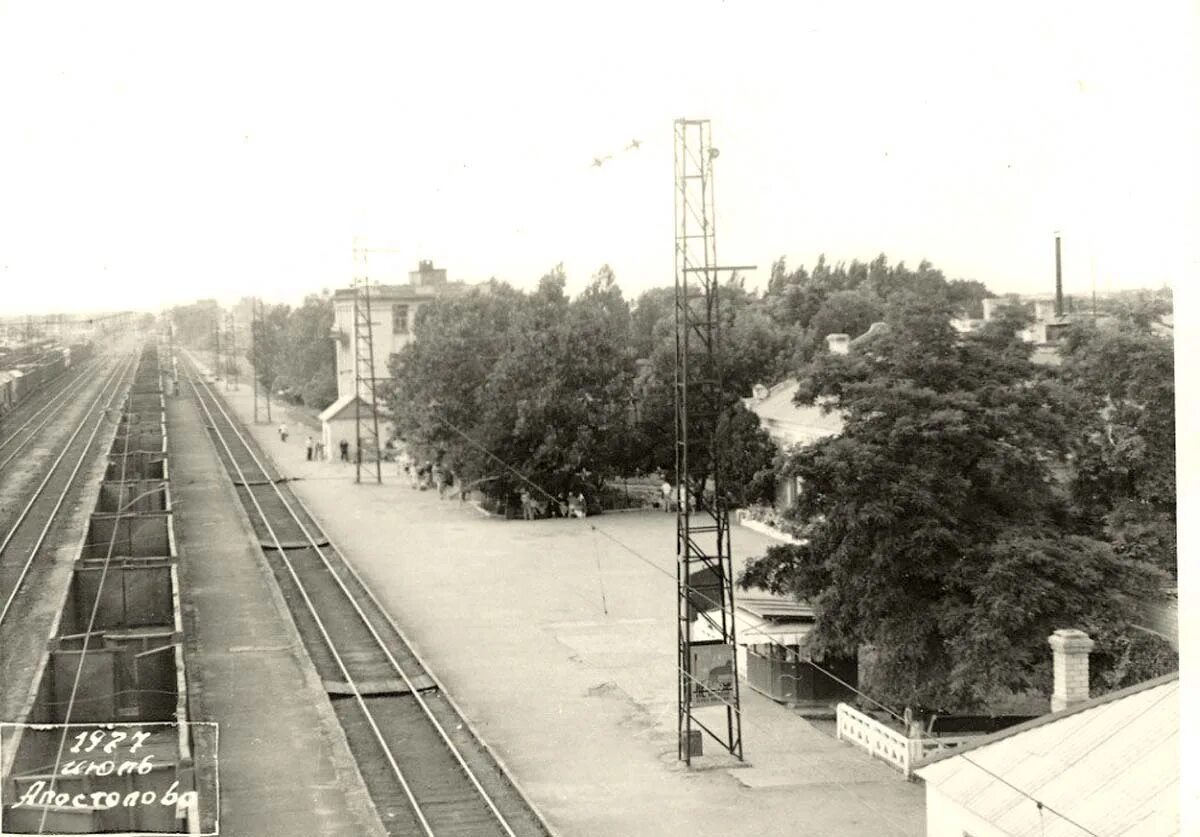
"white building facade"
329,261,463,402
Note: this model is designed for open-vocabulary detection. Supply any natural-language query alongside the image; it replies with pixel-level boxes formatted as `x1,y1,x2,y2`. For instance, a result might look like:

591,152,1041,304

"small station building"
694,590,858,708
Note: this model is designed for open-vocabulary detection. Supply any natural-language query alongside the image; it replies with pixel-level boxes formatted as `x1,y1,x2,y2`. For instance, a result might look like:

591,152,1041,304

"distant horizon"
0,255,1177,318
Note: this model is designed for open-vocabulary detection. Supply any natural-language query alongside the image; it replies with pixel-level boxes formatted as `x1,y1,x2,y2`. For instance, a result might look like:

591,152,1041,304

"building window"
392,304,409,334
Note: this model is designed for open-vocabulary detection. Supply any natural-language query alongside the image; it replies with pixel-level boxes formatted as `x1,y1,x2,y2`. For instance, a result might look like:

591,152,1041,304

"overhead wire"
425,409,906,723
36,349,140,835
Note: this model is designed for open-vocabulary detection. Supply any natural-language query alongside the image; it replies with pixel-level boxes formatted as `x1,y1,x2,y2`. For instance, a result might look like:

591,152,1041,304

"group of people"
519,488,587,520
276,422,352,463
395,449,454,497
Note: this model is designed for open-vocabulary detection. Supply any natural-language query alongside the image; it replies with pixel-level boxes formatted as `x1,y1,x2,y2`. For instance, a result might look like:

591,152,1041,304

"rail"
182,355,529,837
0,353,136,630
0,357,99,472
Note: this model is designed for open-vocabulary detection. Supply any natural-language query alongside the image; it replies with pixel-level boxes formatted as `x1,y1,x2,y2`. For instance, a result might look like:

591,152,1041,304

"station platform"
166,385,384,836
202,368,925,837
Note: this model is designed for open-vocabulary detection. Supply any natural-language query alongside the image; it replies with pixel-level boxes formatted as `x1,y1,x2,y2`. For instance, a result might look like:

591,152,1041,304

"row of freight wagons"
0,341,93,411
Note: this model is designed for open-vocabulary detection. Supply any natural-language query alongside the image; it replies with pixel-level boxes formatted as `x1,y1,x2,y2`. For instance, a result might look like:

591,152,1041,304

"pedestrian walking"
305,436,314,461
278,423,288,443
661,478,674,512
339,439,349,462
431,463,446,498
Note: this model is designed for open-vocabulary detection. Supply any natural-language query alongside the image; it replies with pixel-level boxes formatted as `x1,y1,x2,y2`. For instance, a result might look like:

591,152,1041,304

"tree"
247,303,291,400
808,290,883,342
385,267,639,502
1058,317,1176,577
946,278,991,319
630,286,674,360
169,301,221,349
283,293,336,408
740,292,1170,710
384,280,525,481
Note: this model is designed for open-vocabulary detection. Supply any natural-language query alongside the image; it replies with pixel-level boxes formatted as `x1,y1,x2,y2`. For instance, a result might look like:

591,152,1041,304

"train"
0,340,94,414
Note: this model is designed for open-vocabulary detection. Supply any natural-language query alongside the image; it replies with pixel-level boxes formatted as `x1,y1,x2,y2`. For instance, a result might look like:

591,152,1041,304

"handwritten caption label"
1,721,217,834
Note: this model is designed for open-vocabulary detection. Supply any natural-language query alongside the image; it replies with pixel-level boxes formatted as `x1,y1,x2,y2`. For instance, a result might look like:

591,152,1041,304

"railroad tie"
322,675,437,698
259,538,331,549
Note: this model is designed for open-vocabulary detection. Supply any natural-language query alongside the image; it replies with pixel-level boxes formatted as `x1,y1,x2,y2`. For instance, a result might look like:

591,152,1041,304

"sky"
0,1,1197,315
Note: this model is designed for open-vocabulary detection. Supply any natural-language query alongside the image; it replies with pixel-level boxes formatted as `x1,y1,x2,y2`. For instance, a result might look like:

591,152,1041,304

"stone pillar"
1049,629,1094,712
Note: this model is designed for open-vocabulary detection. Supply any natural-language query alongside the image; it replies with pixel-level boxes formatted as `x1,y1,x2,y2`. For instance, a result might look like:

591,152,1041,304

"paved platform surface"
167,384,384,837
211,370,925,837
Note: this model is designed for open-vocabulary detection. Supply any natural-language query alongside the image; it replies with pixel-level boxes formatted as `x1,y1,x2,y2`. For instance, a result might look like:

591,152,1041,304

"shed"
318,393,383,462
915,673,1179,836
693,591,857,706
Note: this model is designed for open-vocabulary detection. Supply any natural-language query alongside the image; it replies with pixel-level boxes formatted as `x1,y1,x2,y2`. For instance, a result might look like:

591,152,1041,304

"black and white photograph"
0,2,1194,835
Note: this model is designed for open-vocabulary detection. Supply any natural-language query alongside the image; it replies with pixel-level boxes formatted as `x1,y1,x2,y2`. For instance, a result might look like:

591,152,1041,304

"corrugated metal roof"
745,379,843,443
694,590,817,648
737,593,815,621
916,675,1179,836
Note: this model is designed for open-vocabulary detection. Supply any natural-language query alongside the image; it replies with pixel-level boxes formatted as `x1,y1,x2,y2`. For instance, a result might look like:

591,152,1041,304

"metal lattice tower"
674,118,747,764
352,242,383,484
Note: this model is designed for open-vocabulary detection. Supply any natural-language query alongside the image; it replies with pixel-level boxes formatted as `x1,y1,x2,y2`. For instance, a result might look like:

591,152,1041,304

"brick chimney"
825,333,850,355
1049,629,1094,712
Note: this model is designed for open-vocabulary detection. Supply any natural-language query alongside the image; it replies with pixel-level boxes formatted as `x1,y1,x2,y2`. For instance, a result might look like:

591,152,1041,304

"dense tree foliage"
385,268,640,500
243,293,337,409
167,300,220,349
384,265,779,508
1058,316,1176,577
740,291,1173,710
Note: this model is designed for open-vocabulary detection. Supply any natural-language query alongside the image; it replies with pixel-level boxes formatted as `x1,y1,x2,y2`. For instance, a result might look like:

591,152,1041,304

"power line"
425,408,904,721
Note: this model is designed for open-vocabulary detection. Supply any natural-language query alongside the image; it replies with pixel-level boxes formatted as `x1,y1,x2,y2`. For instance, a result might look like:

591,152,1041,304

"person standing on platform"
339,439,349,462
305,436,314,461
661,478,674,512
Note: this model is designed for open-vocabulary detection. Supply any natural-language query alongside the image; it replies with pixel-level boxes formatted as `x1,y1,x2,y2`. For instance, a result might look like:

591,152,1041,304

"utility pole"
225,312,239,391
262,299,272,423
351,239,383,484
212,313,221,380
252,298,261,422
673,118,751,765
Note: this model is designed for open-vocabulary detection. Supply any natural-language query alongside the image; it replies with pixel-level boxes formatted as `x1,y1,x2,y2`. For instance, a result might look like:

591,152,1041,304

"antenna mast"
674,118,749,765
352,239,384,484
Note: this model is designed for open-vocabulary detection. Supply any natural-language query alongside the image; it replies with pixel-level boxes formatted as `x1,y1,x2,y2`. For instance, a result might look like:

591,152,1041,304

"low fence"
835,703,977,779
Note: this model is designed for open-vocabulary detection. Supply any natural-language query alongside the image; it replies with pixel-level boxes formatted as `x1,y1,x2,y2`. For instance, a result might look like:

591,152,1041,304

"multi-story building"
328,261,465,402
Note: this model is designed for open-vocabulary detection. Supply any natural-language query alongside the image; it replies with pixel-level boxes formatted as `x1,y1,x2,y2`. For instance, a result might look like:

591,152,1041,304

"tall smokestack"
1055,232,1064,318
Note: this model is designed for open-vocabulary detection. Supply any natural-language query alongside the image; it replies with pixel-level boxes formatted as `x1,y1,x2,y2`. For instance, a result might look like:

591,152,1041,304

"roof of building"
745,379,843,444
915,673,1179,836
693,589,817,647
737,593,815,622
318,392,374,423
332,282,471,302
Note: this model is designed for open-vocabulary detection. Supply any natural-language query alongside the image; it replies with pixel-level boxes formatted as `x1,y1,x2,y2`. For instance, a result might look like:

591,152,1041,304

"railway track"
182,357,550,837
0,352,136,631
0,357,100,473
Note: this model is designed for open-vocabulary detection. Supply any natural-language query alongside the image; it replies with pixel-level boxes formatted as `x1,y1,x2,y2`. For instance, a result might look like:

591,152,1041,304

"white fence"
835,703,977,779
